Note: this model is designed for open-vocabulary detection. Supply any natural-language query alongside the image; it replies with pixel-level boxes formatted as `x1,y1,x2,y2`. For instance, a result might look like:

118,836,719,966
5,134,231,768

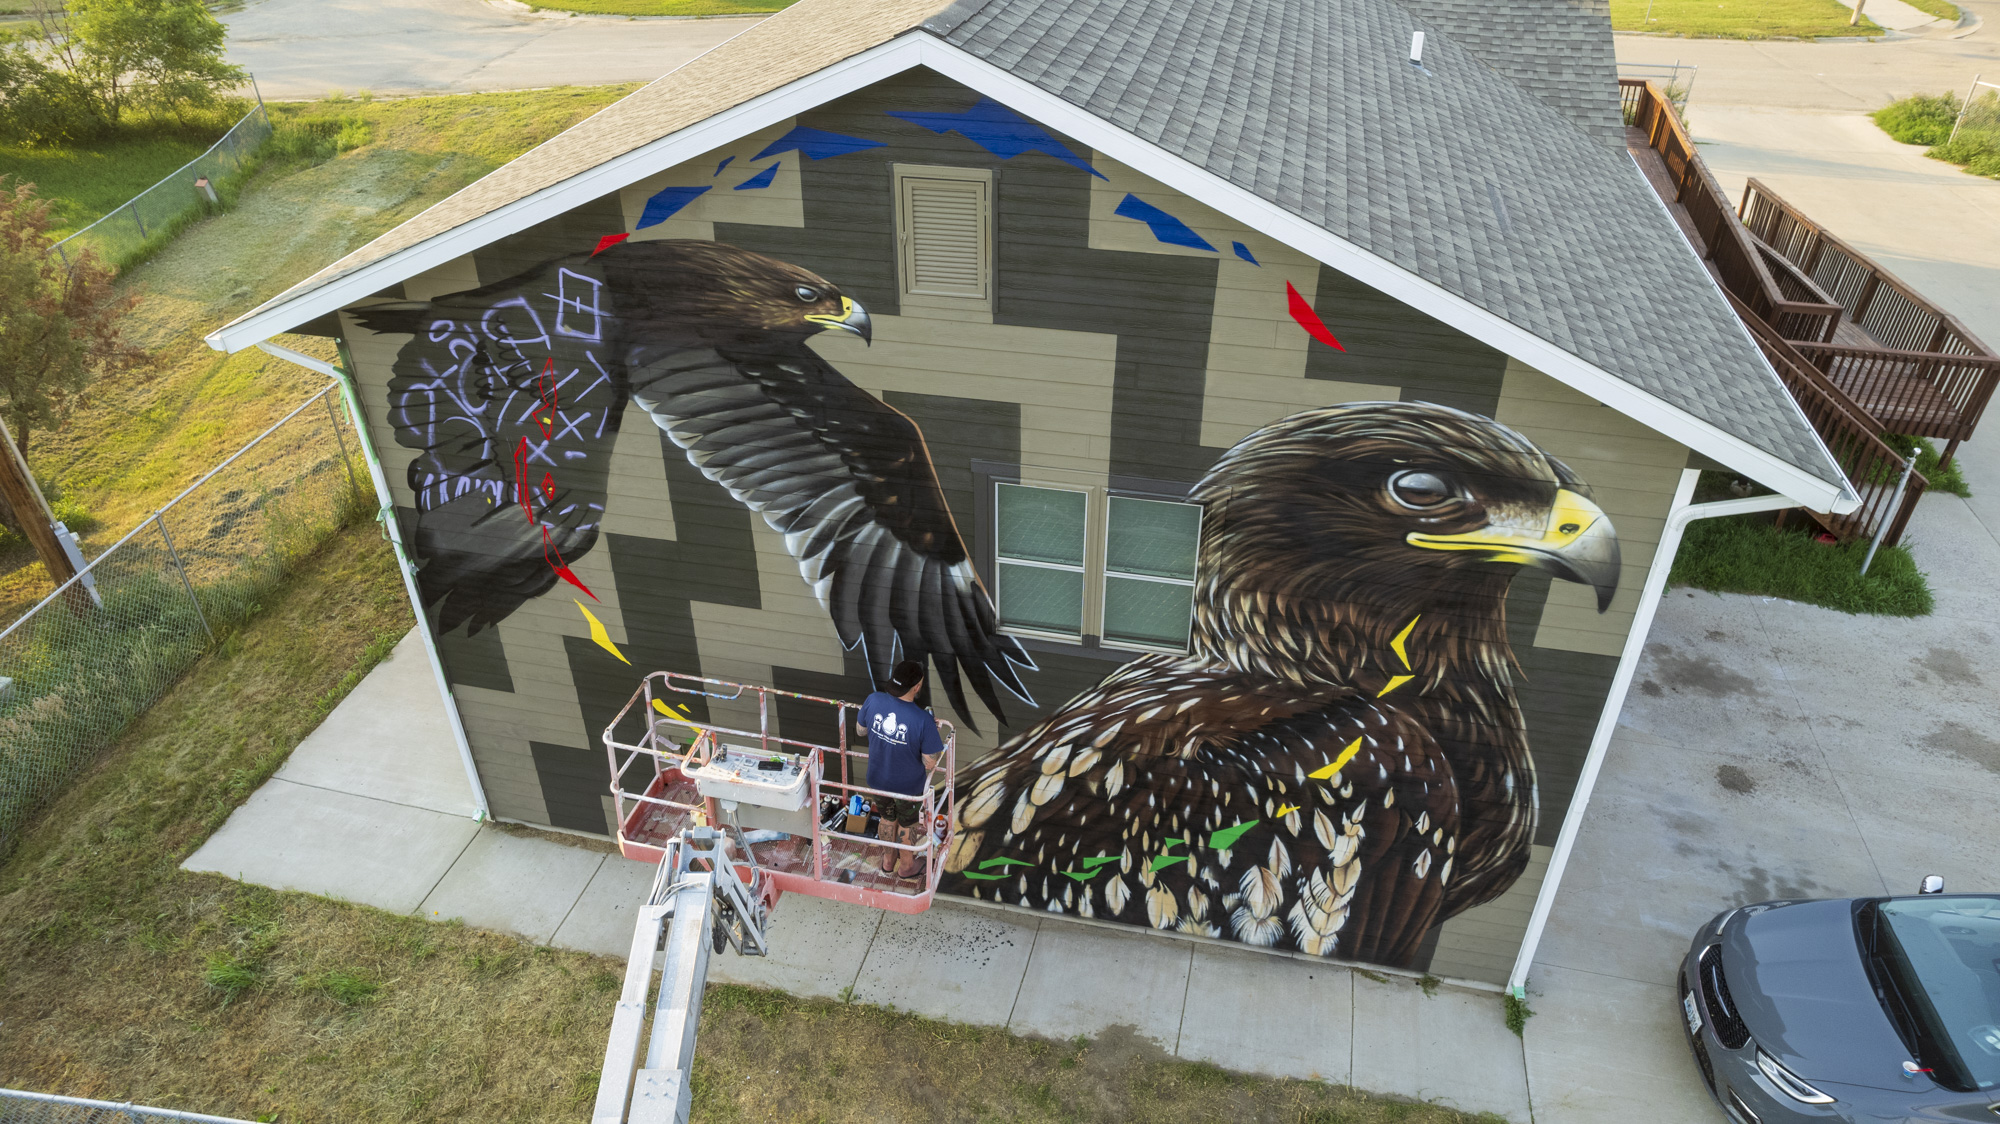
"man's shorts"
879,796,923,826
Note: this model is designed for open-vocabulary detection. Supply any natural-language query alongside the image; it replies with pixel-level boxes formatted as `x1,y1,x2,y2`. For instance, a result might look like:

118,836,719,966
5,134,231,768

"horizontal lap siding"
332,69,1689,986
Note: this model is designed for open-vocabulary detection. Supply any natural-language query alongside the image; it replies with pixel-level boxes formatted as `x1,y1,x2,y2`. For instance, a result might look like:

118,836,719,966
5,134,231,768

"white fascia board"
906,40,1857,514
204,35,932,355
205,30,1855,515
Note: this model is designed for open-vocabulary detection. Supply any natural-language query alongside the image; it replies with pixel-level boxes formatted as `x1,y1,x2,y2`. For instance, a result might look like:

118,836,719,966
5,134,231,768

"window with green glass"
1103,496,1201,649
995,483,1088,638
992,481,1202,653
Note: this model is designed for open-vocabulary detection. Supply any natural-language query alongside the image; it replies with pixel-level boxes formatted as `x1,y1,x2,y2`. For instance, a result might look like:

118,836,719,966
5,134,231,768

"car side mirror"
1918,875,1945,895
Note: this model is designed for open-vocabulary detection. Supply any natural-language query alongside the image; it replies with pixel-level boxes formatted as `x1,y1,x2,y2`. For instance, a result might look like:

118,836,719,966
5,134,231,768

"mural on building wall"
356,238,1040,726
943,402,1621,967
357,86,1629,968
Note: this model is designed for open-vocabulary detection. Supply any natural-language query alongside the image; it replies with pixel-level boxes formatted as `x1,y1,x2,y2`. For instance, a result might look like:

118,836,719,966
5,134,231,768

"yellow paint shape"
1308,738,1363,780
1377,674,1414,697
576,600,630,665
1391,615,1420,670
1274,803,1300,818
653,698,692,720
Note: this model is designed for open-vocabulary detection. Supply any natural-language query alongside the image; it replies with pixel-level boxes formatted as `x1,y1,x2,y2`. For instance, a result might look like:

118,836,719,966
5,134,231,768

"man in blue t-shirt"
857,660,943,878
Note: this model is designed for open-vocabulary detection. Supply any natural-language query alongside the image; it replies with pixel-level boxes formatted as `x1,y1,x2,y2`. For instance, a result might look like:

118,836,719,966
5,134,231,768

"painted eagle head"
1187,401,1620,687
600,238,872,351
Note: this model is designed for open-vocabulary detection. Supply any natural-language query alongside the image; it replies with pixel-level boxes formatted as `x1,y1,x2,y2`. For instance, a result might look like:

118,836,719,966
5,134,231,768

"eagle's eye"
794,285,820,303
1388,471,1455,510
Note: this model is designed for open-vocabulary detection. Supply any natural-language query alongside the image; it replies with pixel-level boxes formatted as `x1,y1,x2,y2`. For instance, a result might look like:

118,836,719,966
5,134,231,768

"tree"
0,180,146,468
0,0,245,142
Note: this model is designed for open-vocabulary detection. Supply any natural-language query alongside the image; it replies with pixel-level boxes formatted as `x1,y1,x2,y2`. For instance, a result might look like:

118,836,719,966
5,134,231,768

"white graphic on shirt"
871,710,909,746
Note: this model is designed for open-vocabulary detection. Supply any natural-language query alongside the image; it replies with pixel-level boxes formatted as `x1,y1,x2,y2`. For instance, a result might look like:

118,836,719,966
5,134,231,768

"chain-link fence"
0,384,367,857
1941,81,2000,176
49,97,274,271
0,1089,254,1124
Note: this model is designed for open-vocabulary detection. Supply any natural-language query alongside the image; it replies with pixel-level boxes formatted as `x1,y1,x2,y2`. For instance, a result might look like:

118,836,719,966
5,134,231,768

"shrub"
1873,93,1960,146
264,110,371,168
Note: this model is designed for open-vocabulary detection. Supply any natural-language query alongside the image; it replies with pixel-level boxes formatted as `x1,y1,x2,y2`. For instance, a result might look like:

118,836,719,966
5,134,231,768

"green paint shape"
962,871,1009,881
1150,853,1187,874
978,856,1036,869
1060,869,1101,882
1208,820,1261,850
1078,855,1119,870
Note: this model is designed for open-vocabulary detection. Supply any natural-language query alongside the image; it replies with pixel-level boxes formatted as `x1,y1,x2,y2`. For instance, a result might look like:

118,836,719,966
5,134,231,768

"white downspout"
257,340,491,823
1505,469,1798,996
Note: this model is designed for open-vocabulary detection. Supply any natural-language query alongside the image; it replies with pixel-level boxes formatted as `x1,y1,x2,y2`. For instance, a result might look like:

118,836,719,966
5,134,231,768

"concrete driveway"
1527,37,2000,1121
222,0,764,100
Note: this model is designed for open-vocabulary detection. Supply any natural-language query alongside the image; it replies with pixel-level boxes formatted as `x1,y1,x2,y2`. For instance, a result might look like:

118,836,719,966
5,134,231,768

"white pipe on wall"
1505,469,1800,996
257,340,491,823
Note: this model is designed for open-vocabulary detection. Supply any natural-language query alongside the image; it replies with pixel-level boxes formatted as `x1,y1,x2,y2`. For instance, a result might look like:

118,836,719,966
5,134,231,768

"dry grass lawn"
0,524,1501,1123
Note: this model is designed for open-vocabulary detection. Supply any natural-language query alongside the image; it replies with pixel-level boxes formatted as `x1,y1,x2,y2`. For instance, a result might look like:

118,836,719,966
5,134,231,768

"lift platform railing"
602,673,956,913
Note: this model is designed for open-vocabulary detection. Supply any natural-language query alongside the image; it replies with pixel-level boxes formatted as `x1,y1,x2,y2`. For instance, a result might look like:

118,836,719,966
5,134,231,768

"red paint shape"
541,472,556,502
515,436,535,520
1286,281,1345,351
592,232,630,256
542,525,598,601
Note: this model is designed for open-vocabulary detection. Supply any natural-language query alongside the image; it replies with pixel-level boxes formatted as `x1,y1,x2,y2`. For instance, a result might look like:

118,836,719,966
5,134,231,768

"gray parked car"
1679,884,2000,1123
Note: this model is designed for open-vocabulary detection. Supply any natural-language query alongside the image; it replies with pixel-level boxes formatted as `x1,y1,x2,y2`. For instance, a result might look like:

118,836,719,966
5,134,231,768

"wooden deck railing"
1740,178,2000,466
1730,294,1929,547
1622,80,1841,344
1741,179,1994,356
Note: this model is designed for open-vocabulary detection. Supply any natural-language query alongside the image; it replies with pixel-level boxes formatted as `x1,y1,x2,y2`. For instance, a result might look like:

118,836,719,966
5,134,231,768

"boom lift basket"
602,672,956,914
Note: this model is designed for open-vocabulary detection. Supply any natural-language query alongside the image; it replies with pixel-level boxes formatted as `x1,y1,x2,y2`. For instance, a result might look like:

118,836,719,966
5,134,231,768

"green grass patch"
1874,90,2000,179
1883,433,1970,497
1671,515,1933,616
298,967,381,1006
0,119,225,239
522,0,793,14
1610,0,1881,37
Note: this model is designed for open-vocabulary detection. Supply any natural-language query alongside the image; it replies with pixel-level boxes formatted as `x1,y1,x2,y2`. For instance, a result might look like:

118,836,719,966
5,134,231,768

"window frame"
892,164,994,308
1099,493,1204,653
991,481,1094,644
973,462,1202,657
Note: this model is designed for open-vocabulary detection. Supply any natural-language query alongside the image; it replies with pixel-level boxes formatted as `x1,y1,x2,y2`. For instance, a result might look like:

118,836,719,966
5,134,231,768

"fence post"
128,200,147,239
323,388,361,501
1950,73,1982,146
155,511,216,643
1860,452,1918,575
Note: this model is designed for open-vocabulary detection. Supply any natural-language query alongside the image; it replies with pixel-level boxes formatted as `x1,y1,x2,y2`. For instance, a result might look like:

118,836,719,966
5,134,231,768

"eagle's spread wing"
357,258,626,635
626,348,1036,725
948,659,1460,965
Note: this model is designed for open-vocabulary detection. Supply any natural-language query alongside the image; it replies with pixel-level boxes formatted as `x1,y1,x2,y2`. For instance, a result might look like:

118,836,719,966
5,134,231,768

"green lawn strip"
1610,0,1882,37
1670,514,1933,616
0,521,1509,1123
1883,434,1970,498
522,0,792,15
1898,0,1959,20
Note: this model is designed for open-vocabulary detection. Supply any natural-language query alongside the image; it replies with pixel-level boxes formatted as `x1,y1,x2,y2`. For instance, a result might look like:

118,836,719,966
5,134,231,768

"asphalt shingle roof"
932,0,1838,485
214,0,1843,491
1396,0,1624,146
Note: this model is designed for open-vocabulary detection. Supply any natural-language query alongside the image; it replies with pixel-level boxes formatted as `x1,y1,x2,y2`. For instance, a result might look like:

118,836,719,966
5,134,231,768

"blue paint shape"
1115,194,1216,252
714,155,735,177
1232,241,1260,265
751,125,884,162
734,162,779,191
637,185,709,228
888,97,1109,180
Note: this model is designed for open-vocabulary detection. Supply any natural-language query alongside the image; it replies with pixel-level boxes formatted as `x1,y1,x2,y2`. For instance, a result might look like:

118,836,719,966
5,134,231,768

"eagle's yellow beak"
1405,488,1622,611
805,296,872,344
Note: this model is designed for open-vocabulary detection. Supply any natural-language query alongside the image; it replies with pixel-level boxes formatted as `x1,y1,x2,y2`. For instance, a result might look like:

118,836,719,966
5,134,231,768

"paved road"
1614,0,1999,111
223,0,764,100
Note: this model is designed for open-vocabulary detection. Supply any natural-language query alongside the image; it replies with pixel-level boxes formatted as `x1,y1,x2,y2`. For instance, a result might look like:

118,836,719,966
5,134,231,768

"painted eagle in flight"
943,402,1621,968
353,238,1036,724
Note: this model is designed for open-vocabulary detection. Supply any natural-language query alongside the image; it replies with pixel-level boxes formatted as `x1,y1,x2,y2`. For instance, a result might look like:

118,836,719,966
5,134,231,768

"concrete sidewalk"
185,629,1538,1120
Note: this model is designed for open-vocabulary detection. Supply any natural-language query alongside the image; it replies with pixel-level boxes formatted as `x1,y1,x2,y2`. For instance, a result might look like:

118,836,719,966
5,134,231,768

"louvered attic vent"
896,166,991,302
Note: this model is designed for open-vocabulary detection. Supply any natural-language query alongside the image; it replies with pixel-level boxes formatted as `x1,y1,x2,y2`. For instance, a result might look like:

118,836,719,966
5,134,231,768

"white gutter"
1505,470,1796,996
257,341,491,823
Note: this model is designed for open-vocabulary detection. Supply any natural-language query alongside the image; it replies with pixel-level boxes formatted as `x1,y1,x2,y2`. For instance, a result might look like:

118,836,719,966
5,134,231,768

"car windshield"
1877,896,2000,1090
